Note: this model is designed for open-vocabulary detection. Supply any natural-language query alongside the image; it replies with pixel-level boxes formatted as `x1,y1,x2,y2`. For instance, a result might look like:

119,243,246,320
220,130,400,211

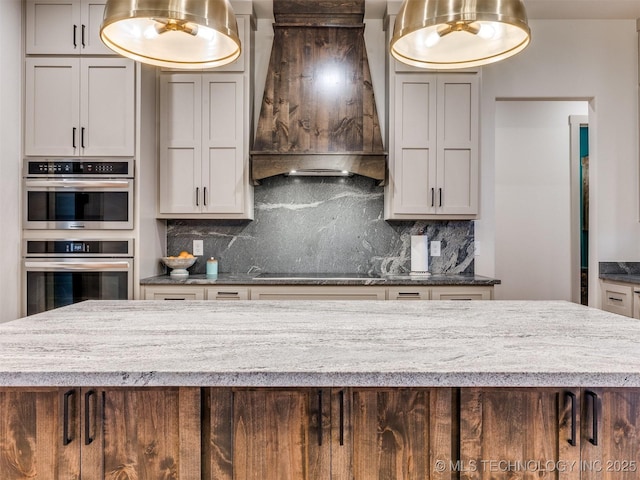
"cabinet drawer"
601,281,633,317
430,286,493,300
249,286,387,300
206,287,249,300
387,287,430,300
142,286,205,300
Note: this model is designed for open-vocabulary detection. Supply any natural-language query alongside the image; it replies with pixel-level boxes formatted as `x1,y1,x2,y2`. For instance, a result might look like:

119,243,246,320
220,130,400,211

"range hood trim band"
251,152,387,185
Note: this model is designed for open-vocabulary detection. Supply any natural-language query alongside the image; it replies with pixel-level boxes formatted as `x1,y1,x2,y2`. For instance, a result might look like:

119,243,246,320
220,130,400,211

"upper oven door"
23,178,134,229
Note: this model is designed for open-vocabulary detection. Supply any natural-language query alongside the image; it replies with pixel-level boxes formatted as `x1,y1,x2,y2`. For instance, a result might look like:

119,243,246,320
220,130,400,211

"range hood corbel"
250,0,387,185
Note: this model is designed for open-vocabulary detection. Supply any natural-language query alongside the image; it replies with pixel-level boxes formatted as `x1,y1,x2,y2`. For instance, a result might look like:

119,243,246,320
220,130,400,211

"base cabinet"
0,388,200,480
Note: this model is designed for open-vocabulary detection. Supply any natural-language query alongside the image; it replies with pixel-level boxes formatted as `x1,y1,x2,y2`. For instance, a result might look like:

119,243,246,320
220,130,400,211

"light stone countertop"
1,300,639,388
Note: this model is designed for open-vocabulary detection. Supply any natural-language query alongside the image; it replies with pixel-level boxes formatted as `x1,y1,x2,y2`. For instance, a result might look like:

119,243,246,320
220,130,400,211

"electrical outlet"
430,240,441,257
193,240,203,256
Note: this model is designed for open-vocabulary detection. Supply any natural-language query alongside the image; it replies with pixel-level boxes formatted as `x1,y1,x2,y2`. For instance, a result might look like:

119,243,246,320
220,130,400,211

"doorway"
570,115,589,305
495,100,589,301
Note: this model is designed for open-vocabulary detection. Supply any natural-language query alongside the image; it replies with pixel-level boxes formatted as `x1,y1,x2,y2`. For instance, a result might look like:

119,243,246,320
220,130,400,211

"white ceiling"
250,0,640,20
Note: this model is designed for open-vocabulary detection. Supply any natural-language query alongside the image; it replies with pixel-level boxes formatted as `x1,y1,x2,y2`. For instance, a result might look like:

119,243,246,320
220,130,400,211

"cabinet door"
203,388,329,480
26,0,81,54
338,388,453,480
436,74,479,215
391,74,438,215
81,58,135,156
600,281,633,317
81,1,113,55
25,58,80,156
460,388,580,480
82,387,201,479
202,74,246,214
0,388,81,479
159,74,204,214
581,388,640,480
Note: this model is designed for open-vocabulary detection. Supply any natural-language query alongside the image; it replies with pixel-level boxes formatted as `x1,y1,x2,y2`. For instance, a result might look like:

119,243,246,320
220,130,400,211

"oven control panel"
24,239,133,257
25,159,133,177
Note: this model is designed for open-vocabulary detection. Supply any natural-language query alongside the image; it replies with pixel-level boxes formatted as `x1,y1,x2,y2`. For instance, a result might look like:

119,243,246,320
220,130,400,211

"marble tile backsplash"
167,175,475,275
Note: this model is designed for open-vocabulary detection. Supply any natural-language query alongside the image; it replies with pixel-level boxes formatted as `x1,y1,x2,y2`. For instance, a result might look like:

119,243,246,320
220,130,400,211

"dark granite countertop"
599,262,640,286
140,272,501,286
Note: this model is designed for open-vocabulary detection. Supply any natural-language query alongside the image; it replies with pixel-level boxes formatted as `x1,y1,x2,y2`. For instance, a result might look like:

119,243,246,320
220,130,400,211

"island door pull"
586,390,598,446
84,390,96,445
318,390,323,446
63,389,75,445
339,390,345,446
566,391,577,446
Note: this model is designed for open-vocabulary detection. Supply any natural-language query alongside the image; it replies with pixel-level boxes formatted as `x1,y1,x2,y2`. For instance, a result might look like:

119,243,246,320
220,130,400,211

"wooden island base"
1,387,639,480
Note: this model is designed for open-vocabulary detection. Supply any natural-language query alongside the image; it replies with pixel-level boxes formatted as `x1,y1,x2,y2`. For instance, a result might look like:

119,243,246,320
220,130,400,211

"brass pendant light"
100,0,241,69
390,0,531,69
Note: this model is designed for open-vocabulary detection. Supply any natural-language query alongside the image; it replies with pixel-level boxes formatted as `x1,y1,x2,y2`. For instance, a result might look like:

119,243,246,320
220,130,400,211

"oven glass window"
26,271,129,316
27,192,129,222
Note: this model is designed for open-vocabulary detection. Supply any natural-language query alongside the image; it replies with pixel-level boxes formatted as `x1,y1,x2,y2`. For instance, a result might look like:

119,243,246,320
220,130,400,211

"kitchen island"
1,300,639,479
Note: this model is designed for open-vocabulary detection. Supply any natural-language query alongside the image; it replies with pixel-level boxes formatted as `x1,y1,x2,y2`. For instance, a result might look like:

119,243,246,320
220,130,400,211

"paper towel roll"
410,235,430,275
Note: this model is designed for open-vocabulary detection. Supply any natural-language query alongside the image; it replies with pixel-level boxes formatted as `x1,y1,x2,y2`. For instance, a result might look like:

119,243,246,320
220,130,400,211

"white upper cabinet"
385,72,479,220
158,73,252,218
26,0,113,55
25,57,135,156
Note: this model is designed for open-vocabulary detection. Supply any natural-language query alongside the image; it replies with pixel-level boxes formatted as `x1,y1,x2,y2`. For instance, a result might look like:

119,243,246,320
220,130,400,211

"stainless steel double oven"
22,159,135,315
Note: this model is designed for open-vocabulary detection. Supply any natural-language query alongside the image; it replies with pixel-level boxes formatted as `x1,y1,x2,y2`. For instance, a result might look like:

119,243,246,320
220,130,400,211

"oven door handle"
24,180,131,189
24,261,131,271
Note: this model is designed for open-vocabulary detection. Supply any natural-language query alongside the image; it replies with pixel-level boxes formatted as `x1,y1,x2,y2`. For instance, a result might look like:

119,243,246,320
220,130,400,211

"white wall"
475,20,639,306
494,101,588,300
0,1,23,322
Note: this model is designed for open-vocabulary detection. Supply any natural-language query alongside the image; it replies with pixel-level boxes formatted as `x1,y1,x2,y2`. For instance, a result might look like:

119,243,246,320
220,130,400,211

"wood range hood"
251,0,387,185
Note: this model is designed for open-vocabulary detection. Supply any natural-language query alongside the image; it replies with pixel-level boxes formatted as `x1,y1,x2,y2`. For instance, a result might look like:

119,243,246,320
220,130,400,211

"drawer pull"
608,296,623,302
398,292,420,297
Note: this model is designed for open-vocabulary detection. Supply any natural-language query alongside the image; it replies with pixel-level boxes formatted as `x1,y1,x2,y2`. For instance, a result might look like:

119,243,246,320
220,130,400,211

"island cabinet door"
203,388,330,480
332,388,454,480
80,387,201,479
580,388,640,480
0,388,81,479
459,388,581,480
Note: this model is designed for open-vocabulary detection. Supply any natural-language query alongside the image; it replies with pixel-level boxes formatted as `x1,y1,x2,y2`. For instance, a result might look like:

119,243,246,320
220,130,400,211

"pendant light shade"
100,0,241,69
390,0,531,69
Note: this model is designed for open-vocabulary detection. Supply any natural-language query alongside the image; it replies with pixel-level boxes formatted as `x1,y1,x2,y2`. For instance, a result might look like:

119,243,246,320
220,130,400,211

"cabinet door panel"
82,387,201,479
203,76,245,214
581,389,640,480
25,58,80,156
215,389,328,480
81,58,135,156
460,388,580,480
82,1,112,54
26,0,80,54
342,388,453,480
0,388,80,479
438,149,474,214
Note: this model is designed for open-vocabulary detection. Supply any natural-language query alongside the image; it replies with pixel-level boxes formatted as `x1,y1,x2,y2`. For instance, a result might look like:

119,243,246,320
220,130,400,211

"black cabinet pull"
318,390,323,446
566,391,576,446
204,186,207,206
72,127,77,148
81,25,86,48
586,390,598,446
84,390,96,445
608,297,623,302
81,127,85,149
196,187,200,206
63,389,74,446
339,390,345,446
439,188,443,207
73,25,77,48
431,188,435,207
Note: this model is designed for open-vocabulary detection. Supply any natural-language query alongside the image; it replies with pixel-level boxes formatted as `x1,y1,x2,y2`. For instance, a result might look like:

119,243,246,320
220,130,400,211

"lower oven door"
23,258,133,316
23,179,133,229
